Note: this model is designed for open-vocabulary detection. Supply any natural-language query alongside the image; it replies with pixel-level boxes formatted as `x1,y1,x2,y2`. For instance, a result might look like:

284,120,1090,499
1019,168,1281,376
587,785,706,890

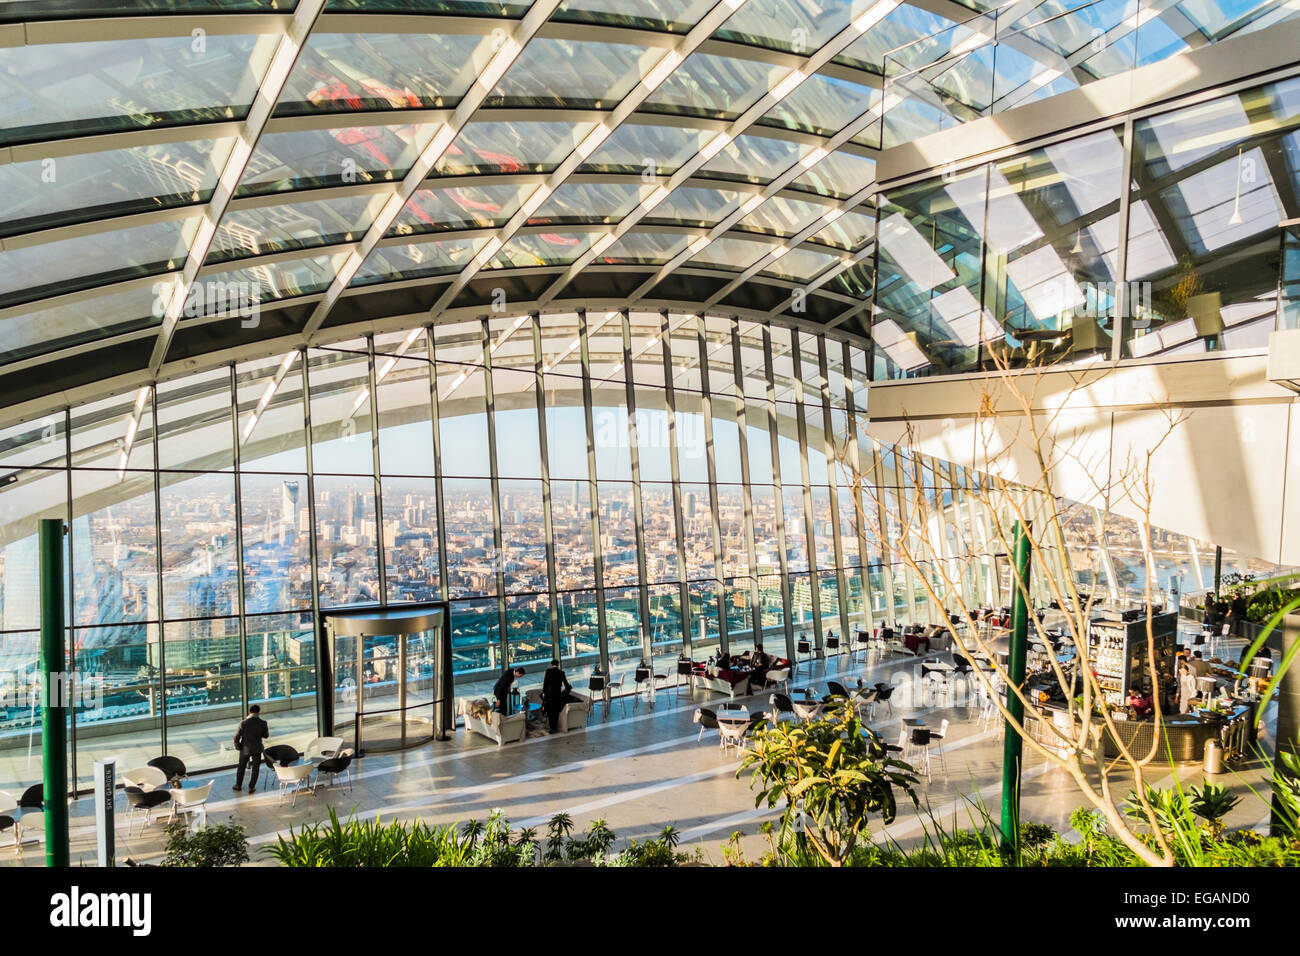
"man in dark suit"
493,666,526,715
233,704,269,793
541,660,575,732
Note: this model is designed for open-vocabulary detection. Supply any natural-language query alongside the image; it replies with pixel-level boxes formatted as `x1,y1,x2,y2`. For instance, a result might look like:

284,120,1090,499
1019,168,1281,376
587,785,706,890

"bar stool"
796,637,812,677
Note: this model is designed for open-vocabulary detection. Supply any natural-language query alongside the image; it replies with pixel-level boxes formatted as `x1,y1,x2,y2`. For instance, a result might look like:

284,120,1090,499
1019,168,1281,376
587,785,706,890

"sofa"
523,689,592,733
695,668,751,699
460,699,526,746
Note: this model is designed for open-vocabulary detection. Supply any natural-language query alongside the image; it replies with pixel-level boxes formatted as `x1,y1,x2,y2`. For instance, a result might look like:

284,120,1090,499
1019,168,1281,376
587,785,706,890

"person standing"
541,660,574,732
232,704,269,793
1177,660,1198,714
493,665,526,715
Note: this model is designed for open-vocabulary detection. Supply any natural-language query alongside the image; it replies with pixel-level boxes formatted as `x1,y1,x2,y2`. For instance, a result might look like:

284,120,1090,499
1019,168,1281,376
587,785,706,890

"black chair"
125,786,172,836
587,673,607,719
770,693,795,719
314,749,354,793
906,727,934,779
873,685,895,718
633,667,652,701
147,755,186,785
693,707,719,743
18,784,42,810
825,633,840,655
826,680,850,699
0,812,17,850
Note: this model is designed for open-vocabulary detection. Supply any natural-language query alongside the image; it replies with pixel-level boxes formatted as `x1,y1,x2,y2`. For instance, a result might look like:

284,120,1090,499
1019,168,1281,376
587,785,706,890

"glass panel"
581,121,711,175
555,589,599,662
680,482,714,579
71,469,157,626
551,480,595,590
641,481,679,583
0,35,275,144
554,0,716,30
0,469,66,631
648,582,683,651
241,124,441,196
0,138,225,238
761,74,879,139
718,0,854,52
701,134,802,186
494,367,543,479
278,32,484,115
598,481,639,588
644,52,775,120
762,247,842,282
375,354,434,476
210,194,386,263
158,471,239,620
0,284,160,367
499,479,547,593
438,121,597,176
490,232,598,268
355,237,486,285
645,186,743,228
600,231,690,264
236,350,307,474
874,166,987,378
449,597,499,676
308,349,374,475
506,592,552,666
391,183,532,235
790,150,877,198
0,218,194,309
1125,77,1300,357
436,360,491,478
490,38,649,108
717,484,749,577
688,235,772,272
194,252,350,309
783,485,809,572
604,585,642,659
531,181,642,225
240,473,312,614
382,476,440,603
442,478,497,600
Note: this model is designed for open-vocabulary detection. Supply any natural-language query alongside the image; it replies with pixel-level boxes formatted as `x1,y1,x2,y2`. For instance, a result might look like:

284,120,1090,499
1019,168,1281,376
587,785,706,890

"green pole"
40,517,70,868
1000,520,1032,858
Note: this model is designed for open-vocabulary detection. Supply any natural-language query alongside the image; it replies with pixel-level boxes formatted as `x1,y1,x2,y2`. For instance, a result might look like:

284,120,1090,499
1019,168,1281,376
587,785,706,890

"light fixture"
1227,146,1245,226
474,236,504,266
769,69,807,103
700,132,732,160
799,147,828,169
641,185,670,212
640,49,684,92
575,124,612,160
853,0,899,32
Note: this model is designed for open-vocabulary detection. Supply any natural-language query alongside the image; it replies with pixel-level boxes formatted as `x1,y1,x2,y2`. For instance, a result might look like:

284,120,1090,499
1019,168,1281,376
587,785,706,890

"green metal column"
1000,520,1032,857
40,517,69,868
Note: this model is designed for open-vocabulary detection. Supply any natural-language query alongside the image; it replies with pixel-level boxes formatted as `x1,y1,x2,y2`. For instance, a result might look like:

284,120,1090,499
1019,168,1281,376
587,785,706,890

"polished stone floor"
2,635,1280,867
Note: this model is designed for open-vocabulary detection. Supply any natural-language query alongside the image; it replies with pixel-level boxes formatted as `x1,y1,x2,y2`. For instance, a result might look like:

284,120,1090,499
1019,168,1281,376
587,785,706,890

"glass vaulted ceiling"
0,0,885,377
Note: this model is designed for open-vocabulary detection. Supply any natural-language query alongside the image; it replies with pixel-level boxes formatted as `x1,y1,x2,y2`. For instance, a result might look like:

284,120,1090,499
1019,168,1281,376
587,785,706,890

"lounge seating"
525,688,592,732
460,698,526,745
273,764,316,807
315,749,355,793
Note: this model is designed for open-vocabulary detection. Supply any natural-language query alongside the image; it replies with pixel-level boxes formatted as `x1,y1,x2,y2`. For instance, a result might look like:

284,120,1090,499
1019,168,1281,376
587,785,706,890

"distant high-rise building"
685,491,697,519
280,481,300,546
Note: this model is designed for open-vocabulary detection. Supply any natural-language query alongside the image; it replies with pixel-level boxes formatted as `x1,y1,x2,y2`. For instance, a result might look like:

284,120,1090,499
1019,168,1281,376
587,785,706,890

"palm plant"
1188,783,1241,841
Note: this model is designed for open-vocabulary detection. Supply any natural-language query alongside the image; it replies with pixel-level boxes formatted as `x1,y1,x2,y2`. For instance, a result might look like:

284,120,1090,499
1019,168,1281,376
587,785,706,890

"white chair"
305,736,344,759
274,764,316,807
763,667,790,693
122,766,169,791
167,780,214,829
791,698,822,721
717,720,748,755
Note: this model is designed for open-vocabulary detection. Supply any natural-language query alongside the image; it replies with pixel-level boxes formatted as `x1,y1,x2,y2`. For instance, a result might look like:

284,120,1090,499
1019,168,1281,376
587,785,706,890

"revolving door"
320,604,453,754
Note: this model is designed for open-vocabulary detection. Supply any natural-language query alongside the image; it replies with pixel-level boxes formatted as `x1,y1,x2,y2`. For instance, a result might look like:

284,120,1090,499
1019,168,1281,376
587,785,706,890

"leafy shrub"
162,821,249,868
